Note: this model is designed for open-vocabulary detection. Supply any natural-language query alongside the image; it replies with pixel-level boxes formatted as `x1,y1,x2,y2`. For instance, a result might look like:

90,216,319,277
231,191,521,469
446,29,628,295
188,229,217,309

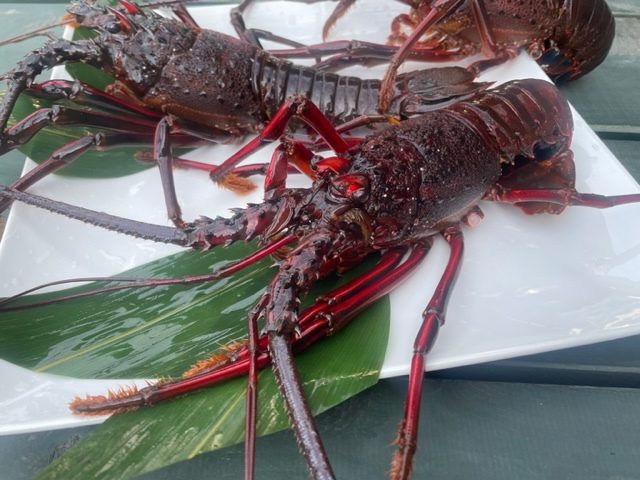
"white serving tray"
1,1,639,435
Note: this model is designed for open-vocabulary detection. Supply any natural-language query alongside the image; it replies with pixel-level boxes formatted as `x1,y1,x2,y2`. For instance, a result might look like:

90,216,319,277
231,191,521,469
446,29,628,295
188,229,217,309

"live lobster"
0,0,486,226
2,78,639,479
253,0,615,111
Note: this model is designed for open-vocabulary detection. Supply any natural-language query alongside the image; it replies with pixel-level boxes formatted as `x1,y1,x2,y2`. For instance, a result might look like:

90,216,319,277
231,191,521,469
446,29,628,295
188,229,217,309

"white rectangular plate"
1,1,639,435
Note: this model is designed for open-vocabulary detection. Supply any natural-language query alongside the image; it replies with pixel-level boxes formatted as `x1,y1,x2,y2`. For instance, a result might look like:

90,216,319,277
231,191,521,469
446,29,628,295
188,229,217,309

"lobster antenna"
0,17,70,47
0,0,203,48
0,234,295,311
0,185,186,245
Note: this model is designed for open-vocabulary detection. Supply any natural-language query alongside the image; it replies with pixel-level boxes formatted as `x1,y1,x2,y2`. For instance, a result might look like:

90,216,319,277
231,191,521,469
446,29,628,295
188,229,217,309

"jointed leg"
391,224,464,480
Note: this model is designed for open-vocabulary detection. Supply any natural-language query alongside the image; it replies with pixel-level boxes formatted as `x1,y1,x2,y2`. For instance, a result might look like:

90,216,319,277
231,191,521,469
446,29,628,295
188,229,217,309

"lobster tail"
546,0,615,82
255,51,380,124
447,79,573,161
255,52,489,121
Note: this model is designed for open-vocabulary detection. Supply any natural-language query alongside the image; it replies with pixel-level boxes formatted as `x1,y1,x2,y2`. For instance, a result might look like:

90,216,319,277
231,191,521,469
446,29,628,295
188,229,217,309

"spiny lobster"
247,0,615,111
1,77,639,479
0,0,486,226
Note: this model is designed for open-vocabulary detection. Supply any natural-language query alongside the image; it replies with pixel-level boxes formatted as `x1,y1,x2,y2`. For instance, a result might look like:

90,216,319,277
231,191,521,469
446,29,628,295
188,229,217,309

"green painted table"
1,1,640,479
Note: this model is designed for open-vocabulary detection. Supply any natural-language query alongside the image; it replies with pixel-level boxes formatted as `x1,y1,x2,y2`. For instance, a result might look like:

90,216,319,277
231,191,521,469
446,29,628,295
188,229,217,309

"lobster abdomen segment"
256,54,484,124
551,0,615,81
447,79,574,161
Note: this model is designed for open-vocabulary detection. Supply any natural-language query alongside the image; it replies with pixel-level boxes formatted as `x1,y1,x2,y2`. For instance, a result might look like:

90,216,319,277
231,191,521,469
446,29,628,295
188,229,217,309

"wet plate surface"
1,1,640,435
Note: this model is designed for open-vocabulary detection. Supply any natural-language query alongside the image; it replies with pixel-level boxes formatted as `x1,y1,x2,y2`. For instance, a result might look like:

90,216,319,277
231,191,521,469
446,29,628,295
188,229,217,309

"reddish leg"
230,0,311,51
208,94,351,184
0,81,242,221
379,0,466,111
485,153,640,214
487,187,640,212
244,293,268,480
391,224,465,480
59,241,432,416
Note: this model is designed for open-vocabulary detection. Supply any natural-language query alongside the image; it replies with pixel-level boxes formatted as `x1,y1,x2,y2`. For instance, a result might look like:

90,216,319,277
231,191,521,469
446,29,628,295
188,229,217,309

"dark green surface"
2,1,640,479
5,378,640,480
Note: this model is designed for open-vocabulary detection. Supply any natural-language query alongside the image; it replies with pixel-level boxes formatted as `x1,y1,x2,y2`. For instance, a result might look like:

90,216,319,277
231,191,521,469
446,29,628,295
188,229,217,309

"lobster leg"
230,0,311,51
209,94,351,184
487,187,640,212
0,81,244,218
244,292,268,480
379,0,466,111
390,224,464,480
51,244,425,412
485,153,640,214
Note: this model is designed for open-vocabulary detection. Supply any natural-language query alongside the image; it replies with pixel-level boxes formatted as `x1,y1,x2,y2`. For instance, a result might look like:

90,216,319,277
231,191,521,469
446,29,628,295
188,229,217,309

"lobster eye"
105,22,122,34
329,174,370,204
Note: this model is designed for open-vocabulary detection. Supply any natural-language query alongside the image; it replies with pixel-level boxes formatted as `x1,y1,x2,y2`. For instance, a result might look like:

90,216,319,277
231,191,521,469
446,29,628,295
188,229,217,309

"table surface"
1,1,640,479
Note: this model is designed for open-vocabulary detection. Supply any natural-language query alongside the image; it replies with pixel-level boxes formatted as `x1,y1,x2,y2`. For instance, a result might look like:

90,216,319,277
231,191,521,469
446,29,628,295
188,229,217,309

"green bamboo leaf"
0,242,390,479
35,296,387,480
8,91,157,179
